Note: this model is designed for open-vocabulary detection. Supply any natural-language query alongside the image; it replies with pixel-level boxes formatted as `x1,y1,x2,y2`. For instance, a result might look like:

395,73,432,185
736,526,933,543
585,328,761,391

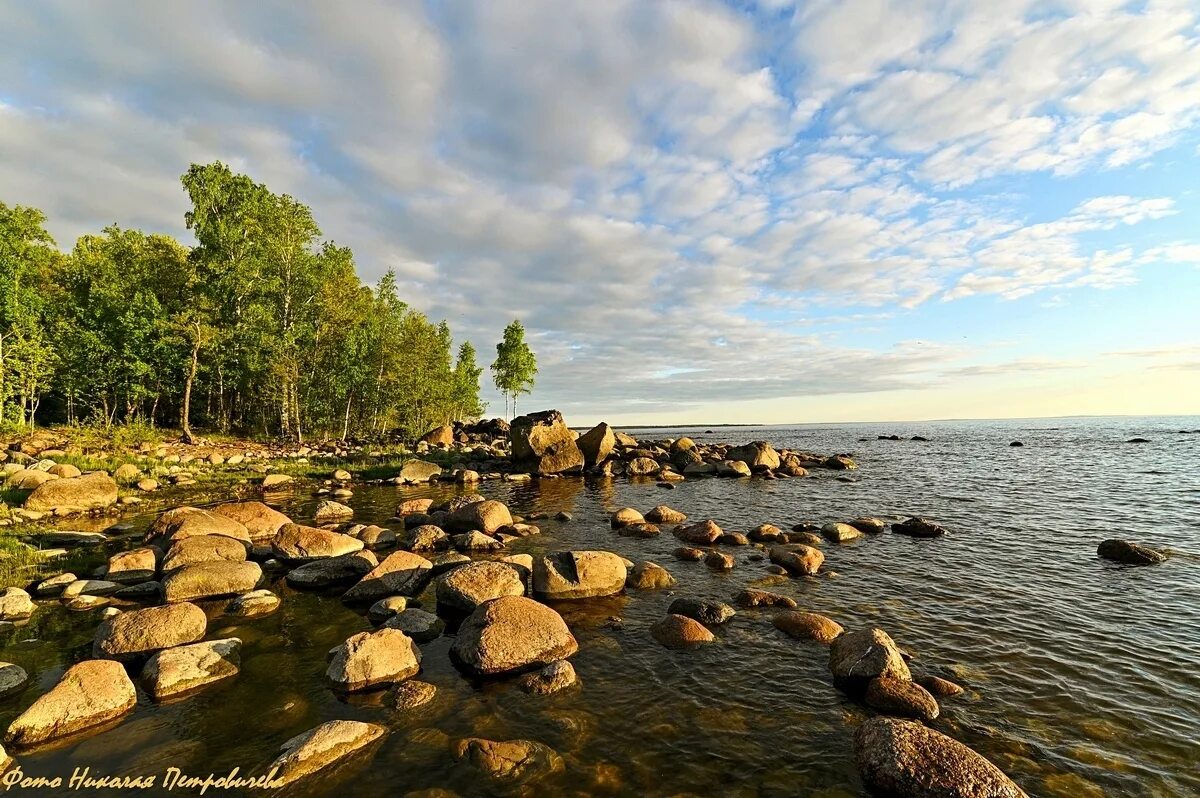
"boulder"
367,596,408,624
454,531,503,551
420,424,455,446
829,627,911,694
228,589,280,618
454,737,563,784
437,561,525,613
734,589,797,608
451,596,578,676
533,550,626,600
327,628,421,691
646,505,687,524
726,441,780,470
854,717,1028,798
23,472,118,513
112,463,141,483
268,720,386,787
892,517,947,538
866,676,940,721
668,597,735,625
769,544,825,576
286,551,378,589
519,660,577,695
143,638,242,700
93,602,207,659
105,547,158,584
626,456,661,476
383,609,445,643
617,521,660,539
576,422,616,466
1097,539,1165,565
387,680,437,711
398,498,435,516
822,522,864,543
626,561,675,590
146,507,251,546
342,551,433,602
917,675,965,697
397,460,442,484
212,501,291,541
675,519,722,544
0,588,34,620
4,660,136,746
446,499,513,534
261,473,294,488
47,463,81,478
849,517,887,534
650,614,715,648
609,507,645,528
161,561,263,603
162,534,247,572
509,410,585,475
61,579,122,599
773,611,844,643
403,524,450,551
705,551,735,571
272,523,364,563
313,500,353,522
0,662,28,699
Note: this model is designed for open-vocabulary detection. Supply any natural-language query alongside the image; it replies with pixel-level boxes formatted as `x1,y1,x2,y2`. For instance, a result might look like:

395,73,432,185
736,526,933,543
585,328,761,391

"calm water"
2,416,1198,796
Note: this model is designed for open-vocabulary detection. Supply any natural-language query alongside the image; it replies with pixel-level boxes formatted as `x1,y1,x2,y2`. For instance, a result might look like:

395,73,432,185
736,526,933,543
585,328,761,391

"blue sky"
1,0,1198,424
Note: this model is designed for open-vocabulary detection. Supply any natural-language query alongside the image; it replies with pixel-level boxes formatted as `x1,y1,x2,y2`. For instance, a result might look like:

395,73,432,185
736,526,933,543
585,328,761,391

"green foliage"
491,319,538,418
0,162,490,442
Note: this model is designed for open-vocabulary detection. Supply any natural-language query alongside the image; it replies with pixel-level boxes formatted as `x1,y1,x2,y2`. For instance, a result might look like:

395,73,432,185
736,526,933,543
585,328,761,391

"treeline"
0,161,492,442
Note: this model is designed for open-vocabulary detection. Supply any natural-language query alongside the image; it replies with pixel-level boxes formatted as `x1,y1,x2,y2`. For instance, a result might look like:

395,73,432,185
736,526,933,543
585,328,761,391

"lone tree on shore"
491,320,537,420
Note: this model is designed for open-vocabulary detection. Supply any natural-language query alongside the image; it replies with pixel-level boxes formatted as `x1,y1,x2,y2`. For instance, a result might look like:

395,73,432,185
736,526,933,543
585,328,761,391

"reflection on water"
1,416,1198,796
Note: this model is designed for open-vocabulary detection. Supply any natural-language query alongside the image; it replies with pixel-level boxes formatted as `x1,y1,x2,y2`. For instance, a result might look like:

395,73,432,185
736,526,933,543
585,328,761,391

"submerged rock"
451,596,578,676
519,660,577,695
854,717,1028,798
269,720,386,787
650,614,715,648
734,588,796,609
892,517,948,538
387,680,437,711
454,737,564,784
917,675,965,697
0,663,28,699
668,597,736,625
384,609,445,643
5,660,136,747
228,589,281,618
143,638,242,700
772,611,844,643
1097,539,1165,565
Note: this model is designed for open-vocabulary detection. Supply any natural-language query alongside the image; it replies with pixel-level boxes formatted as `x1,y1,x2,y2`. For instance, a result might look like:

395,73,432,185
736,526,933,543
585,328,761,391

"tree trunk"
342,393,353,441
181,331,200,444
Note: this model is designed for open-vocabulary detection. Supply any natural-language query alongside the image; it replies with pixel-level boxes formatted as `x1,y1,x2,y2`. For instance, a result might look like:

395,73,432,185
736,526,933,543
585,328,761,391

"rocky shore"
0,411,1167,794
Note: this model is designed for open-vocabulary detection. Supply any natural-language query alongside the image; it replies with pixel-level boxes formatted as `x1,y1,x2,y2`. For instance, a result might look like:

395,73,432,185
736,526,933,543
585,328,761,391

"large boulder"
396,459,442,484
268,721,386,787
420,424,455,446
854,718,1028,798
212,501,291,541
161,561,263,603
0,588,34,620
326,628,421,691
446,499,513,534
675,519,722,544
162,534,247,572
769,544,825,576
286,551,378,589
23,472,118,513
576,422,616,467
726,441,780,470
451,596,578,676
829,627,911,694
5,660,136,746
93,602,207,660
146,507,251,546
437,561,525,613
143,638,242,700
509,410,584,475
272,523,363,563
533,551,626,600
342,551,433,602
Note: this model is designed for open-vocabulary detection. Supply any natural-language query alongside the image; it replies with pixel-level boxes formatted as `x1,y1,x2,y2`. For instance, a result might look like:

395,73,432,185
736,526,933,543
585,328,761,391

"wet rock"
0,588,34,620
854,717,1028,798
626,456,661,476
211,501,292,542
1097,539,1165,565
866,676,940,721
829,627,911,694
675,519,722,544
343,551,433,602
705,551,735,571
34,572,77,597
357,525,396,549
533,551,626,600
768,544,824,576
892,517,948,538
822,522,864,543
437,561,525,612
428,552,471,574
387,680,437,711
577,422,616,467
0,663,28,699
384,609,445,643
228,589,280,618
734,588,796,609
269,720,386,787
4,660,136,746
106,547,159,584
1009,441,1023,447
161,561,263,603
62,579,122,599
609,507,644,528
93,602,207,659
617,522,660,539
509,410,585,475
313,500,353,522
397,460,442,484
286,551,378,589
451,596,578,676
453,531,503,551
719,531,750,546
39,530,107,547
822,454,857,470
454,737,564,784
272,523,364,563
24,472,118,513
398,498,435,516
1126,437,1150,444
749,523,783,543
519,660,577,695
327,628,422,691
143,638,241,700
626,561,675,590
917,675,965,697
163,534,247,572
113,581,161,601
673,546,705,561
849,517,887,534
446,499,513,534
367,596,408,624
726,441,780,470
650,614,715,648
646,505,687,524
773,611,844,643
146,507,252,546
668,597,735,625
403,524,450,552
716,459,751,477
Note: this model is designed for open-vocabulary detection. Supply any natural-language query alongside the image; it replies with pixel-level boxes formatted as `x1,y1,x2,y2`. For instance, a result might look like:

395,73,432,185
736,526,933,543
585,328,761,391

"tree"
491,320,537,419
451,341,485,421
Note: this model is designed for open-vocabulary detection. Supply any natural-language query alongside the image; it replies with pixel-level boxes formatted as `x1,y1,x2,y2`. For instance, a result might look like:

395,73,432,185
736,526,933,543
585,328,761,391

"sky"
1,0,1198,426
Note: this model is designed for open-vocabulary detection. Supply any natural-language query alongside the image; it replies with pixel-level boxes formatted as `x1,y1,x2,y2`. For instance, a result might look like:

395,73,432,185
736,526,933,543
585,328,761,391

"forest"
0,161,498,443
